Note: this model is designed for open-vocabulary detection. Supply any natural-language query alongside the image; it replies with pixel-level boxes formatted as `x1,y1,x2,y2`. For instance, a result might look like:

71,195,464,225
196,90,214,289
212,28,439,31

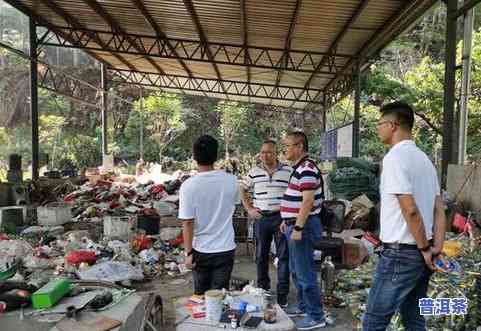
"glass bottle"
263,292,277,324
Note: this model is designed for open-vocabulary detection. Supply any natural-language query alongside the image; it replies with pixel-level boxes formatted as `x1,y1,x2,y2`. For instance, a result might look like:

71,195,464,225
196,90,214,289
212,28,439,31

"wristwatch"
184,250,193,257
294,225,304,232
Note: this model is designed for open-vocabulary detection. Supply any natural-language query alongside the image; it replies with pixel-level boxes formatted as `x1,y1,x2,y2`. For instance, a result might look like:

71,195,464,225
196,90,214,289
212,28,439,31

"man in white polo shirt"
179,135,239,295
362,102,446,331
240,140,292,307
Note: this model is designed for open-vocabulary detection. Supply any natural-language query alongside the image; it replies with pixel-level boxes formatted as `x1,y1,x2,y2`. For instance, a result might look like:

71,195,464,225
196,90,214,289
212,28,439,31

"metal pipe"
140,88,144,161
458,5,475,164
101,63,108,156
352,61,361,158
442,0,458,189
456,0,481,17
322,109,327,133
29,18,39,180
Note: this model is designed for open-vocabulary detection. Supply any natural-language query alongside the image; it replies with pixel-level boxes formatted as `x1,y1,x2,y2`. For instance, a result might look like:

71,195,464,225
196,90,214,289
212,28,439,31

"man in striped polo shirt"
280,131,332,330
240,140,292,307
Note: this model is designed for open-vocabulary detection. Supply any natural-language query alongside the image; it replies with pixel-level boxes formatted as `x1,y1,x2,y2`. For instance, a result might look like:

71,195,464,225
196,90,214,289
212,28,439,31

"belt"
284,218,296,225
382,240,433,251
260,210,280,217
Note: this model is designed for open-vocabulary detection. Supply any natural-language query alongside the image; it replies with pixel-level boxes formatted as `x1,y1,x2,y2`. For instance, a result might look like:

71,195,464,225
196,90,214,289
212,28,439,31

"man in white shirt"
362,102,446,331
179,135,239,295
240,140,292,307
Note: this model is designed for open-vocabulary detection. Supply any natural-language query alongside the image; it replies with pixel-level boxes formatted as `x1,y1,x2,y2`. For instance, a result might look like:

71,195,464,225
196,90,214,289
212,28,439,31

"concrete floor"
139,244,354,330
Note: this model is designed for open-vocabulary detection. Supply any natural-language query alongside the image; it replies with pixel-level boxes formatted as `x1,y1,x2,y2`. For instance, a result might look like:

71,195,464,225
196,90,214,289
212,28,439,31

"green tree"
133,93,184,166
216,101,250,159
38,114,65,167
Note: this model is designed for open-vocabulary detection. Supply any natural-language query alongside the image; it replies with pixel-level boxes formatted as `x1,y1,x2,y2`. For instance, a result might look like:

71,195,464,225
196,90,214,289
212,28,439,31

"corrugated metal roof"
5,0,436,109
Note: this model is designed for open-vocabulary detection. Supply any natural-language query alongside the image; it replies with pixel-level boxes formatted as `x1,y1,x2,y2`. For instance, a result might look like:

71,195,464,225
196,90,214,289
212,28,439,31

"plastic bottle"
433,256,463,285
434,256,461,273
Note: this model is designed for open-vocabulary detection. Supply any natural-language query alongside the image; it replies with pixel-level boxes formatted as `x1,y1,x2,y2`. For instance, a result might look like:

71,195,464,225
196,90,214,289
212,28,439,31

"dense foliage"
0,3,480,177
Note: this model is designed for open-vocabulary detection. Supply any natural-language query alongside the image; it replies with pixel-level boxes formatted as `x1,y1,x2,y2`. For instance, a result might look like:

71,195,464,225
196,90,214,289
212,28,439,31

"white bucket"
205,289,224,322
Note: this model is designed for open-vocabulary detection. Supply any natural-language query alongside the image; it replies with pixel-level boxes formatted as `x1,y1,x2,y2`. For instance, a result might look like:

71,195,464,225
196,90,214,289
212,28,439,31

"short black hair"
193,135,218,165
262,139,277,146
287,131,308,152
379,101,415,131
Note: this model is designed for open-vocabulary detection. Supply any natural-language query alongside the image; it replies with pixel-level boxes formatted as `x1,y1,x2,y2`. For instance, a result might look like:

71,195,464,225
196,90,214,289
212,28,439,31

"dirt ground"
138,244,354,330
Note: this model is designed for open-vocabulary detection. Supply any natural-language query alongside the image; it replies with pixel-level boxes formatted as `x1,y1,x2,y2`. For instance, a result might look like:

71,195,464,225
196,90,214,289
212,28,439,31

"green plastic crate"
31,278,72,309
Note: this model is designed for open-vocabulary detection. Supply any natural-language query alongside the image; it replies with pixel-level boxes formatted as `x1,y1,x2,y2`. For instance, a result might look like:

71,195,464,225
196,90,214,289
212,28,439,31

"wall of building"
447,164,481,215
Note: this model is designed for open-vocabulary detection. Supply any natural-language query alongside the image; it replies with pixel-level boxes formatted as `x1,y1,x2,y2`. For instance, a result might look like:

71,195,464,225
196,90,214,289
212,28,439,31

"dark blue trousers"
255,213,290,299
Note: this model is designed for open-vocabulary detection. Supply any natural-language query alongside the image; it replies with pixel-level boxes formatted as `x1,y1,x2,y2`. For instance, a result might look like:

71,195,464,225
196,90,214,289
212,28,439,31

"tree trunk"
159,150,163,172
224,136,230,159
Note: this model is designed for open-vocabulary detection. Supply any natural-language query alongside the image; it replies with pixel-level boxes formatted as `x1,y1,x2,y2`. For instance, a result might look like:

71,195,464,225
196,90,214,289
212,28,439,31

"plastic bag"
78,261,144,282
159,227,182,241
23,255,53,269
139,248,160,264
153,201,176,216
0,240,32,259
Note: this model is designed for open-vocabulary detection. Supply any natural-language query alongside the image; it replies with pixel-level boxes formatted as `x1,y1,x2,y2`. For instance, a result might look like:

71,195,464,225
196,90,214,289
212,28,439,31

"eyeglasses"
376,120,399,127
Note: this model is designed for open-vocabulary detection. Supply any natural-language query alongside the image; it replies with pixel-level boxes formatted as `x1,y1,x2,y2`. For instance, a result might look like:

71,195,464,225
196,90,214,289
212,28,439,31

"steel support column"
456,0,481,17
352,62,361,158
101,63,108,157
442,0,458,189
322,110,327,132
458,4,475,164
139,88,144,161
29,18,39,180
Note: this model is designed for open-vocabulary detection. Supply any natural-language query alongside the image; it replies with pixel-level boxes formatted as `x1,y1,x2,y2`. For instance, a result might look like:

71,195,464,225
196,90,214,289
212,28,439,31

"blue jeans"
362,248,433,331
255,213,290,299
287,215,325,322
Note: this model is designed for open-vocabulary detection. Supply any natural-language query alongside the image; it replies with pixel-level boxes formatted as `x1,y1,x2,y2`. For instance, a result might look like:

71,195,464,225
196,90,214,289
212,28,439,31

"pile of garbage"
0,168,197,315
335,234,481,330
327,157,380,202
0,224,188,287
58,170,191,222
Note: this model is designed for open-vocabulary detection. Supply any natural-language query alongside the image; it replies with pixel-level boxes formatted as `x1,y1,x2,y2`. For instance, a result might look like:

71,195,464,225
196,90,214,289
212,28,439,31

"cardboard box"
86,174,102,185
343,237,369,269
345,194,374,230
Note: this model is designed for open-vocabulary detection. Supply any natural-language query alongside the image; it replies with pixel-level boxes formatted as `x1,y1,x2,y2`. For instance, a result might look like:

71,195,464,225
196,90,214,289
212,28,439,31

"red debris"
65,250,97,267
149,184,165,194
169,232,184,246
130,234,152,252
64,192,77,202
95,180,113,189
109,201,121,209
142,208,159,216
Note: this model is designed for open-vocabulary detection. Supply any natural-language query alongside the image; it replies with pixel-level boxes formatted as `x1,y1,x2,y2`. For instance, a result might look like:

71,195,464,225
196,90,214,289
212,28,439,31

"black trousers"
192,249,235,295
